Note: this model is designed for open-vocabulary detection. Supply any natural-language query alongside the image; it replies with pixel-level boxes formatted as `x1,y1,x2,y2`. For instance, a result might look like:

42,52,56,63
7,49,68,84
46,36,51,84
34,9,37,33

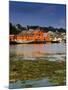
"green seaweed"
9,58,66,85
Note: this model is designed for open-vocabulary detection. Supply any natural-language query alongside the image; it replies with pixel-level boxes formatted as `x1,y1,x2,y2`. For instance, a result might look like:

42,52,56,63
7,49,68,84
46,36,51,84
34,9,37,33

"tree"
9,23,21,35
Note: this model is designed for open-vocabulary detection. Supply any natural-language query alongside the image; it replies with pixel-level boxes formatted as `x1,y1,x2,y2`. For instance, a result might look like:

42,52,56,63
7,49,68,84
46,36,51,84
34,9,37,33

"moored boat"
51,41,60,43
28,40,46,44
15,40,34,44
51,37,62,43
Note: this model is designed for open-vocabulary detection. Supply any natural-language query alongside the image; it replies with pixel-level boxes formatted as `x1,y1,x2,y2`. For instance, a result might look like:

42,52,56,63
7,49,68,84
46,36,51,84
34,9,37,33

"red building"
9,30,50,42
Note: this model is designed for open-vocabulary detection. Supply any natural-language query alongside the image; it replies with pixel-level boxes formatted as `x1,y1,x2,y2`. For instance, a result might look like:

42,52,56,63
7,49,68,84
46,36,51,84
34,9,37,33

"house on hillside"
9,35,16,42
9,29,50,42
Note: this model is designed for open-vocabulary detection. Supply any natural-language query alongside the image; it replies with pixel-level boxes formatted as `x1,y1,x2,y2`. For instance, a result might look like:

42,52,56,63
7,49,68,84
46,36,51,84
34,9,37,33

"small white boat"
51,37,62,43
15,40,33,44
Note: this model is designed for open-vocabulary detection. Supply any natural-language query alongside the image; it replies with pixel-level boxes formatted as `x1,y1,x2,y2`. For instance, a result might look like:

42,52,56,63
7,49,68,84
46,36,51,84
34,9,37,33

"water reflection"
10,43,66,61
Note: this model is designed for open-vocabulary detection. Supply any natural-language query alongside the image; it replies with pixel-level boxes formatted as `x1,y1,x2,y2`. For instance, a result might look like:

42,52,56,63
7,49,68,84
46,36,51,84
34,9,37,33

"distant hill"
9,23,66,35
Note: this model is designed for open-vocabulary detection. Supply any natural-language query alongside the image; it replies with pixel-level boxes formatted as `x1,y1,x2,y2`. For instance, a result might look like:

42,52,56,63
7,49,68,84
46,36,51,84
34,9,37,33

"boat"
10,40,46,44
15,40,34,44
51,41,60,43
29,40,46,44
51,37,62,43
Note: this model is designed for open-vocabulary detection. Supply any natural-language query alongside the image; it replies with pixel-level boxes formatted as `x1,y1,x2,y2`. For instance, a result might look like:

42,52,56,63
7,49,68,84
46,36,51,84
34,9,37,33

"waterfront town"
9,2,66,88
9,24,66,44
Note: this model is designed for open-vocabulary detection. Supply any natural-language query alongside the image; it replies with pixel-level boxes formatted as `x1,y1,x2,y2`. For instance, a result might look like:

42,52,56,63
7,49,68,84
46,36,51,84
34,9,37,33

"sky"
9,1,66,29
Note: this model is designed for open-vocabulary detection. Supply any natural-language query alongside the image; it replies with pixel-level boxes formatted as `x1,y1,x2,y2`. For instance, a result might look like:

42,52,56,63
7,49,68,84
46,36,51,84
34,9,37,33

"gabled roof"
17,29,34,36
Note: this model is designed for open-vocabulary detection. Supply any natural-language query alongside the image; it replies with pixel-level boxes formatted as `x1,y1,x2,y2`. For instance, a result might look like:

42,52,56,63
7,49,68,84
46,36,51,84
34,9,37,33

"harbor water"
9,43,66,89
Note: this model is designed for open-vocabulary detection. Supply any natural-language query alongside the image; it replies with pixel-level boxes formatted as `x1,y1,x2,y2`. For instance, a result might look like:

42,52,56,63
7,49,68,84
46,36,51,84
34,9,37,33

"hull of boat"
15,40,33,44
51,41,60,43
28,41,46,44
10,40,46,44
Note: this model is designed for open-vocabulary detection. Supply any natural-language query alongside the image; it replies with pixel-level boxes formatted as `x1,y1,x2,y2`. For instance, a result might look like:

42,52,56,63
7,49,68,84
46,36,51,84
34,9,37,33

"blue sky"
9,1,66,29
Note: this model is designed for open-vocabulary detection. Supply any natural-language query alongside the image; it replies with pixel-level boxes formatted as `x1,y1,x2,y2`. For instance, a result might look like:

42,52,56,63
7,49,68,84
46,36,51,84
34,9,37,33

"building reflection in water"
10,43,66,60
